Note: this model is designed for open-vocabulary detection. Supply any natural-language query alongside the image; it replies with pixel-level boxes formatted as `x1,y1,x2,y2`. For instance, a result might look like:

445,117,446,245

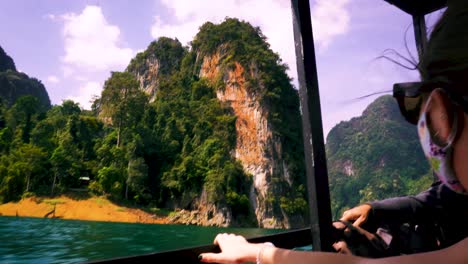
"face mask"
417,97,467,195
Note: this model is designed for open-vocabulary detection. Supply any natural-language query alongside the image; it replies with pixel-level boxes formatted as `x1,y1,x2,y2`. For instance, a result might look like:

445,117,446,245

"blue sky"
0,0,444,137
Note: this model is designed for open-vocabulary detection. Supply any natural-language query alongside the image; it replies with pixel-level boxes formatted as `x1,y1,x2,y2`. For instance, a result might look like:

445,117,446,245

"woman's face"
453,112,468,190
421,89,468,192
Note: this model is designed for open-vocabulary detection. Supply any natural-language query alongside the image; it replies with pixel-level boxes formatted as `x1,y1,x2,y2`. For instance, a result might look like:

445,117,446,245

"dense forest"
0,44,250,216
0,19,307,226
0,17,433,225
326,96,432,219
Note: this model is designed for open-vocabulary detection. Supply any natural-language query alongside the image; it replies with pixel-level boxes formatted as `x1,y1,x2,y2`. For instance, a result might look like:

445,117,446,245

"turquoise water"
0,216,281,264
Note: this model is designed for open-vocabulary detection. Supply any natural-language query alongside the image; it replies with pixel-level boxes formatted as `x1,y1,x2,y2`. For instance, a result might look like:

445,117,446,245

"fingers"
340,209,357,222
199,253,221,263
333,241,352,254
213,233,237,245
353,215,367,227
204,234,228,263
205,233,249,263
213,233,226,244
340,204,371,225
333,221,346,229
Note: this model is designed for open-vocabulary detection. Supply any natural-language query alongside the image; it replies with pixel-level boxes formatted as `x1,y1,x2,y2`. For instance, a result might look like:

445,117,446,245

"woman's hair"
419,2,468,95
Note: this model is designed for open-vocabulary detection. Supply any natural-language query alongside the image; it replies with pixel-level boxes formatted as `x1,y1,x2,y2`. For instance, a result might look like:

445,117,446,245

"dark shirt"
369,181,468,248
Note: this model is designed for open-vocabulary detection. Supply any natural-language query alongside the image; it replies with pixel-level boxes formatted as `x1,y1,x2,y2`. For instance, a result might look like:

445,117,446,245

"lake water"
0,216,281,264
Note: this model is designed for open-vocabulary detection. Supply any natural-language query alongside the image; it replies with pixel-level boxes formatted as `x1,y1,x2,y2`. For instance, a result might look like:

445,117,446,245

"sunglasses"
393,81,468,125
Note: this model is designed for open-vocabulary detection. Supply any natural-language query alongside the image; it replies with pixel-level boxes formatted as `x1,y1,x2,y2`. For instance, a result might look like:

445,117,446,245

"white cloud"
53,5,135,110
66,81,102,109
61,65,74,78
312,0,350,49
44,14,57,20
61,5,133,71
74,75,88,82
150,0,351,85
47,75,60,84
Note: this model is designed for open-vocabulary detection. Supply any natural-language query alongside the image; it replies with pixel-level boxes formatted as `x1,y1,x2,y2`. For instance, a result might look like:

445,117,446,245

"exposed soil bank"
0,194,169,224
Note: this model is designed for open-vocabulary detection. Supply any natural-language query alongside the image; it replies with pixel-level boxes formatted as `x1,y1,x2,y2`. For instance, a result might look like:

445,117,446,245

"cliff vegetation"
0,18,434,227
326,95,432,219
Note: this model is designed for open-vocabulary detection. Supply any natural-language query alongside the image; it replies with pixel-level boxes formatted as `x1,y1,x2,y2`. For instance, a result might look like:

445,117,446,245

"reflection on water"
0,216,280,264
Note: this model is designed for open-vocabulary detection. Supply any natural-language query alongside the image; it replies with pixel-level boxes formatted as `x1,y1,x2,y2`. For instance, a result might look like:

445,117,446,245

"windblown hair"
419,1,468,95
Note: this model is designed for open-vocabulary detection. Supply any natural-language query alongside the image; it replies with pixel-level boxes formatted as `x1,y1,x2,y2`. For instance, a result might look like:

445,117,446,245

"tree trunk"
51,172,57,196
26,173,30,192
117,121,122,147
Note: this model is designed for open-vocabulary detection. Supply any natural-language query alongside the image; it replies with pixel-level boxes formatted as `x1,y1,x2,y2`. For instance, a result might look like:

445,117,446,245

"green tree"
99,72,147,147
326,96,431,219
2,144,48,198
10,95,44,144
96,165,124,199
127,157,149,203
0,99,13,154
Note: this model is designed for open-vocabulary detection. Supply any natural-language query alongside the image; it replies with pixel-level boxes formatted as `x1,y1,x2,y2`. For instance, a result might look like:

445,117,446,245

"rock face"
126,20,307,228
167,189,234,227
130,56,160,101
0,46,51,108
199,47,305,228
127,37,186,101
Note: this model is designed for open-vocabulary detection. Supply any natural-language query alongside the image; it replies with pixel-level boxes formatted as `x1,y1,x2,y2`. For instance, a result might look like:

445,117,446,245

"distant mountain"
326,95,432,219
0,46,50,108
0,46,16,72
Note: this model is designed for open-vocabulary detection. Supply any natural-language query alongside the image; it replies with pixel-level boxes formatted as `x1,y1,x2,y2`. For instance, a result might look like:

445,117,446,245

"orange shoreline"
0,195,169,224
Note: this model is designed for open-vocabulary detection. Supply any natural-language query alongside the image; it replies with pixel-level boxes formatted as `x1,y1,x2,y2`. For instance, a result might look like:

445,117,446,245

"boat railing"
84,227,313,263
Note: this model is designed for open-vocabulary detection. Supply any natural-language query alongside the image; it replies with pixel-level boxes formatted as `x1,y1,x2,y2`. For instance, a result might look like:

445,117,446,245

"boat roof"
384,0,447,15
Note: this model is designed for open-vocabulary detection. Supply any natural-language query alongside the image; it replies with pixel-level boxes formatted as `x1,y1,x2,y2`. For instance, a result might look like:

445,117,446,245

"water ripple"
0,216,280,263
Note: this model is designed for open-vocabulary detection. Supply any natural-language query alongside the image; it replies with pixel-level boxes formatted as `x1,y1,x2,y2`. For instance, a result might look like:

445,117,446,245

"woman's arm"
200,234,468,264
269,238,467,264
369,237,468,264
365,184,442,226
199,233,365,264
340,185,441,228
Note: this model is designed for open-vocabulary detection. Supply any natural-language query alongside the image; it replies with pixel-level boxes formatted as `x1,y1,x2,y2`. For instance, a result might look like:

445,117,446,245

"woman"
199,1,468,263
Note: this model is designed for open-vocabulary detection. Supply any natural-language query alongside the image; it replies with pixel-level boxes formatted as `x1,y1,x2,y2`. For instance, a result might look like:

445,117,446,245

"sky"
0,0,445,137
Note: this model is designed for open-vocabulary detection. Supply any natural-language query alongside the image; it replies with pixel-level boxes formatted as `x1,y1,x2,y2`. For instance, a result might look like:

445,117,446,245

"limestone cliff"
197,44,307,228
126,37,186,101
128,55,160,101
125,19,308,228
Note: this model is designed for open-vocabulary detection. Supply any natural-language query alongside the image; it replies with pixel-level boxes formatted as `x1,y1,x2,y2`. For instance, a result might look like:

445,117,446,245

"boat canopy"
384,0,447,15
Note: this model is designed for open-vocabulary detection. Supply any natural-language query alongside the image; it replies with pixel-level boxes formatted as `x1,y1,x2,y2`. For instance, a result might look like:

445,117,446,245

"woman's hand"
199,233,263,264
340,204,372,227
